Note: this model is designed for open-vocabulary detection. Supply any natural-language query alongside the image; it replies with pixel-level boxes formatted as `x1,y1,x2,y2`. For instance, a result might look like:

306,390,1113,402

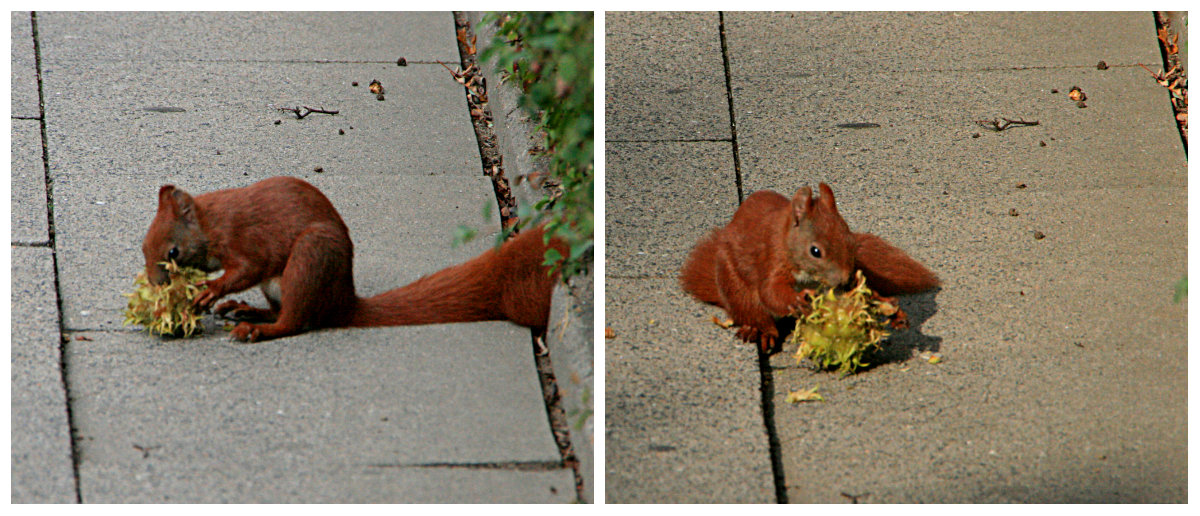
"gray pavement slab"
605,278,774,504
724,12,1160,73
40,60,479,179
605,11,730,141
605,141,738,279
36,11,459,63
605,11,1186,503
53,172,500,331
547,268,595,503
10,246,77,503
730,67,1185,196
11,119,50,245
11,11,39,118
66,327,569,503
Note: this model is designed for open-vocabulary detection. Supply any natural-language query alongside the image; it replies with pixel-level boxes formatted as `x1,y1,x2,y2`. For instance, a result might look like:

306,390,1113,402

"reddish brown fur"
141,176,564,342
680,183,938,352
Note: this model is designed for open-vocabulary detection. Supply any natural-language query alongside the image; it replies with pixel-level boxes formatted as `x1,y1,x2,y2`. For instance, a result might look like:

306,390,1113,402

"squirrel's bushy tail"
853,232,940,296
348,226,564,329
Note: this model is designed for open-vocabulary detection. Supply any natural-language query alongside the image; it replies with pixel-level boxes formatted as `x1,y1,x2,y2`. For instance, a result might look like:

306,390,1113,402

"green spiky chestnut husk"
123,260,209,338
789,270,898,376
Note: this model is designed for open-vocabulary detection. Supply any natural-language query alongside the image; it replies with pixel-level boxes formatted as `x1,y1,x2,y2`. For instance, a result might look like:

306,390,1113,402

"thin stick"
278,106,339,119
974,118,1040,132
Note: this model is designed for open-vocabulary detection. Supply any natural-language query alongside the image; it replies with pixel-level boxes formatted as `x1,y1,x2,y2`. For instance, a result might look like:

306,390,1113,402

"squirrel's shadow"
778,288,942,371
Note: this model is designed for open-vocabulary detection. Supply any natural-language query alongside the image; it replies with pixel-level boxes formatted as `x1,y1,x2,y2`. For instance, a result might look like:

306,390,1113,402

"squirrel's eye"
167,247,179,260
809,245,822,259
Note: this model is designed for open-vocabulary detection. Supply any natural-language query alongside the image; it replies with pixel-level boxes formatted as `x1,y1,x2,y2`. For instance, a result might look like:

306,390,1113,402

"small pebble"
397,57,407,66
338,129,345,135
314,166,324,173
1096,60,1108,70
1076,101,1087,108
1033,231,1045,240
376,94,386,101
274,120,281,125
972,133,981,138
352,81,358,87
1009,208,1019,217
1039,141,1047,147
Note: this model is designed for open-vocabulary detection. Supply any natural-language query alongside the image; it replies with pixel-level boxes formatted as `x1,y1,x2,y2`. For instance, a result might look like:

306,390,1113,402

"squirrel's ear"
817,183,839,215
791,186,814,223
158,184,197,222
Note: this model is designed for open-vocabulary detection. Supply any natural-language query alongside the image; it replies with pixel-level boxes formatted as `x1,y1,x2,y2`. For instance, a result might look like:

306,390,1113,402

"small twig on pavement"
974,118,1040,132
278,106,339,120
841,491,870,504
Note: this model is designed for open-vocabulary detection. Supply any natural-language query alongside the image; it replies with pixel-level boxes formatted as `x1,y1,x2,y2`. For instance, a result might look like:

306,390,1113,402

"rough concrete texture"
11,11,39,118
546,266,595,503
10,246,77,503
40,61,480,179
35,11,460,63
605,141,739,278
605,11,731,141
66,326,569,502
12,11,582,503
11,119,49,245
605,11,1186,503
605,278,775,503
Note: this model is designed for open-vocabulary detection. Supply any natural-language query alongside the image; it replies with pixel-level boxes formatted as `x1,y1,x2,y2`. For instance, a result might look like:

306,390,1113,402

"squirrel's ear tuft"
817,183,840,216
158,184,197,221
791,186,814,223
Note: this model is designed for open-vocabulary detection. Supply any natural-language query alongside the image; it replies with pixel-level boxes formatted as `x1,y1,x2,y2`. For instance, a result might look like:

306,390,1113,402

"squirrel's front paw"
193,284,222,310
229,322,261,343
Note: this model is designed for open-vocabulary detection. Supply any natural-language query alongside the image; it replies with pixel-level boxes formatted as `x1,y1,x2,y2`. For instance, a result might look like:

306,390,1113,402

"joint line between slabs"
31,10,84,504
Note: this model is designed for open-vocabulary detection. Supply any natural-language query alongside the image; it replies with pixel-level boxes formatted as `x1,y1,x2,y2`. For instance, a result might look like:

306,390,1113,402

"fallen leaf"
369,80,384,94
75,335,93,341
711,315,734,329
928,354,943,364
1068,86,1086,102
785,386,825,403
604,327,615,339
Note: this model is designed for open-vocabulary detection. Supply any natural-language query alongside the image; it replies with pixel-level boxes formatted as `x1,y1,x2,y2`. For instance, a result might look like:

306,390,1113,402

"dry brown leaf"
605,327,615,339
369,79,384,94
1068,86,1086,102
711,315,734,329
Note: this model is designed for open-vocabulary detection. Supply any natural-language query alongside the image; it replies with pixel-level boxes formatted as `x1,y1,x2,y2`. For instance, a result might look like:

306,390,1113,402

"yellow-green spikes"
790,270,897,376
123,260,209,338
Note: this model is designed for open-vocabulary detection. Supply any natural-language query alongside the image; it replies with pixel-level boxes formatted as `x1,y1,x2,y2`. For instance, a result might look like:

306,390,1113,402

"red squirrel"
141,176,566,342
680,183,939,352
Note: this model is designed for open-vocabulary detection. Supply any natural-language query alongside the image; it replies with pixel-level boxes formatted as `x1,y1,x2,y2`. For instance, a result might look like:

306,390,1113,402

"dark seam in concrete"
31,10,83,504
722,11,785,504
367,460,566,471
1152,11,1188,154
718,12,745,203
758,352,788,503
450,12,582,502
12,241,53,248
13,115,43,120
606,138,733,143
451,12,518,229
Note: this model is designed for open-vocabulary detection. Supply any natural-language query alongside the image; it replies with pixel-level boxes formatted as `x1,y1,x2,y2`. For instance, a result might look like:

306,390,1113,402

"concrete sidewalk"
11,11,576,503
606,12,1186,503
